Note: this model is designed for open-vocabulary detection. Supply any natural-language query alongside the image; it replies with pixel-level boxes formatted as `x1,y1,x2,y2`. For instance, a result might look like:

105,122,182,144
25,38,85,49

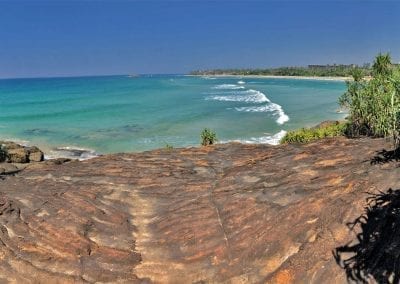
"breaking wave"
212,84,245,90
221,130,287,146
206,86,289,125
206,89,269,103
46,146,100,161
235,102,289,124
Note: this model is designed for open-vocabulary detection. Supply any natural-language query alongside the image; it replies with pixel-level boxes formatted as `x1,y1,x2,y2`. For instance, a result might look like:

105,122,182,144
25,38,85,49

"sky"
1,0,400,78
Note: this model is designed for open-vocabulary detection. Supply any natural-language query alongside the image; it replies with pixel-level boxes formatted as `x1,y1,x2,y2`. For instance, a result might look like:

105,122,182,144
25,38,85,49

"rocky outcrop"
0,142,44,174
0,137,398,283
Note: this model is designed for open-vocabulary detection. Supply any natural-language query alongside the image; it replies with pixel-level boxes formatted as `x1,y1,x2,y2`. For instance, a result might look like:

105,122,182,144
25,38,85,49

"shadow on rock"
334,188,400,283
371,148,400,165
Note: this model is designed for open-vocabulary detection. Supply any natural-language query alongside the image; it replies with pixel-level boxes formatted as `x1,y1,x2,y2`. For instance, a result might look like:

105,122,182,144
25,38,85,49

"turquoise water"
0,75,346,158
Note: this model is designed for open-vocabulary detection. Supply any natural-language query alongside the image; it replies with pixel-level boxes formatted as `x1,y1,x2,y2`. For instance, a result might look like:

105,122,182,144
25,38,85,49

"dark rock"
0,137,397,282
45,158,72,165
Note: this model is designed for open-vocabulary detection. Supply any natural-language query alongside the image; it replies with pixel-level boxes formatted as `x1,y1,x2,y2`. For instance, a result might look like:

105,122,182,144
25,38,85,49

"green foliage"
164,143,173,150
372,53,393,77
280,123,347,144
339,53,400,147
190,65,372,78
0,145,7,162
201,128,217,146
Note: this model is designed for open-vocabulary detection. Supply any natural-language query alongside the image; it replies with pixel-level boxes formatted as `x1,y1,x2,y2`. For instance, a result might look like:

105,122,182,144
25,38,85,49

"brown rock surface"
6,147,29,163
27,146,44,162
0,137,398,283
0,142,44,163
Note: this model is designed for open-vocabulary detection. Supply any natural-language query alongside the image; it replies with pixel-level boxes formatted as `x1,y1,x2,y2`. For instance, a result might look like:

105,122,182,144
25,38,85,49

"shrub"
339,53,400,148
0,145,7,162
201,128,217,146
280,122,347,144
164,143,173,150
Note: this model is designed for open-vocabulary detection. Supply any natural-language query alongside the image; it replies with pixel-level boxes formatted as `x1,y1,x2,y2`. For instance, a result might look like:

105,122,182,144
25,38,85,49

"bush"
0,146,7,162
339,53,400,148
164,143,173,150
280,122,347,144
201,128,217,146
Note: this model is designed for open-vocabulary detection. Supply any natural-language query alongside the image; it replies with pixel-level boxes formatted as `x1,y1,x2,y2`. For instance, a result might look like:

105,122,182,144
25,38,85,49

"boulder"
0,142,45,163
27,146,44,162
7,148,29,163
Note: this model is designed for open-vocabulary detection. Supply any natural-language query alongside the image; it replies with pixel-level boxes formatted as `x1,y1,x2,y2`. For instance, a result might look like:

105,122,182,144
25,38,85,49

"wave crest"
212,84,245,90
206,89,270,103
220,130,287,146
235,103,289,125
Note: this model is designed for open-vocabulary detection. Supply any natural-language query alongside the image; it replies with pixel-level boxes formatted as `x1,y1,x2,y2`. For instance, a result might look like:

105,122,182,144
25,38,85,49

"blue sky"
1,0,400,78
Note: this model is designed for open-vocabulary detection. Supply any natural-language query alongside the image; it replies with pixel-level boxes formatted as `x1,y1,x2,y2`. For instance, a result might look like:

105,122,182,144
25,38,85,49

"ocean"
0,75,347,159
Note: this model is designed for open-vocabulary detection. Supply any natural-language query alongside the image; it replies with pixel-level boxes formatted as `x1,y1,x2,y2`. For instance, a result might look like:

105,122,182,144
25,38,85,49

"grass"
280,122,347,144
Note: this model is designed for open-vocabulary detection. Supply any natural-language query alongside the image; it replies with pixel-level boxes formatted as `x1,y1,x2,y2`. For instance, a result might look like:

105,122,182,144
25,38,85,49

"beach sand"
189,74,352,82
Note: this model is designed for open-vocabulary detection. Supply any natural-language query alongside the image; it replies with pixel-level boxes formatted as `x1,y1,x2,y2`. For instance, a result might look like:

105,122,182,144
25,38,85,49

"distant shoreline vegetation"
190,64,373,78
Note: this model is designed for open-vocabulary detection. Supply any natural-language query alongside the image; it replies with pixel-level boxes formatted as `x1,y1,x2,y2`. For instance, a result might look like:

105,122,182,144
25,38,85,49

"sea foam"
235,103,289,124
206,89,270,103
46,146,100,161
212,84,245,90
220,130,287,146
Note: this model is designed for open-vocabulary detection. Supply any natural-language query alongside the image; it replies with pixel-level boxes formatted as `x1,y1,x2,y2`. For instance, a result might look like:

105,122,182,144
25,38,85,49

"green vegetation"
164,143,173,150
281,53,400,147
339,53,400,148
280,122,347,144
191,64,372,78
0,146,7,162
201,128,217,146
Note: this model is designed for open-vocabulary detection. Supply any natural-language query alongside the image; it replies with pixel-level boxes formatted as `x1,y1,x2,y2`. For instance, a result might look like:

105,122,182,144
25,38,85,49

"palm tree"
373,53,392,76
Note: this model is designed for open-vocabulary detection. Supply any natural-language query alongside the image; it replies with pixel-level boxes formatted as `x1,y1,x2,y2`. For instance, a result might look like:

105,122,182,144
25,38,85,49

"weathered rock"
0,137,398,283
6,147,29,163
27,146,44,162
44,157,72,165
0,141,44,163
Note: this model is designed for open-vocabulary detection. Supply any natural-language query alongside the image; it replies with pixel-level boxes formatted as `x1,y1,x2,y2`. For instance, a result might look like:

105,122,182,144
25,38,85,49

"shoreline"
187,74,351,82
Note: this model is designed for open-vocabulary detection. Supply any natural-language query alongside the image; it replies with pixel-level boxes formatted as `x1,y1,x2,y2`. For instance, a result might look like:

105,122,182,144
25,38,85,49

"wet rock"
0,137,397,282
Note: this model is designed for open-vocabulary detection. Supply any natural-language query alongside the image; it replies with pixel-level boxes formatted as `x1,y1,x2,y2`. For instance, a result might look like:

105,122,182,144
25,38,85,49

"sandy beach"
188,74,352,82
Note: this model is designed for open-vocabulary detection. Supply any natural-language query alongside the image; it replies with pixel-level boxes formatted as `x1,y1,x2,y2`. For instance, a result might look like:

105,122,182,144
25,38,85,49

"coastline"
188,74,352,82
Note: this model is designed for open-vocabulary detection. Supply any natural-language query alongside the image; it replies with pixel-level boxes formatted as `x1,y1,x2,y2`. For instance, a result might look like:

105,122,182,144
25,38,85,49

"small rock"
28,147,44,162
46,158,72,165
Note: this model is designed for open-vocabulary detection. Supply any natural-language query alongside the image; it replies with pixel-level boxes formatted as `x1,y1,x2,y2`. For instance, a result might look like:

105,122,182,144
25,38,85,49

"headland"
0,136,396,282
